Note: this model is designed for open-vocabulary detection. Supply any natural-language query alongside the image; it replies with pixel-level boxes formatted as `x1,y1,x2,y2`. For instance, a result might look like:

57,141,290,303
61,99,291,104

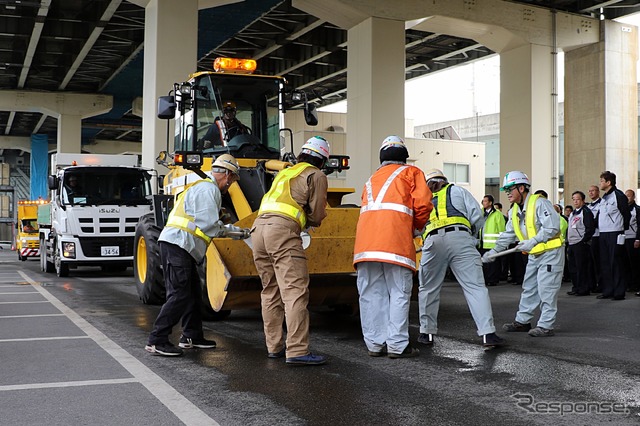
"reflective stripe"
258,163,312,228
354,250,416,270
423,184,471,238
511,194,562,255
362,166,413,217
165,180,213,244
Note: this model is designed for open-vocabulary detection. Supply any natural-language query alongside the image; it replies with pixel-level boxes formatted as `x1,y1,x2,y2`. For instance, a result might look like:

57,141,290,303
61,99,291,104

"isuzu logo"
99,208,120,214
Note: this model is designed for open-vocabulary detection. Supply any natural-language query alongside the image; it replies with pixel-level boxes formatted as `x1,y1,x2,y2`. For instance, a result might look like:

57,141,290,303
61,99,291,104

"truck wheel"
41,238,54,272
134,213,165,305
54,241,69,277
197,263,231,321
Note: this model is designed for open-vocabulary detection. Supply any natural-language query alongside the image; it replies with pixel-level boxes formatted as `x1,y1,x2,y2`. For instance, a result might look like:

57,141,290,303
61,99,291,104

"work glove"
515,239,537,253
481,250,497,264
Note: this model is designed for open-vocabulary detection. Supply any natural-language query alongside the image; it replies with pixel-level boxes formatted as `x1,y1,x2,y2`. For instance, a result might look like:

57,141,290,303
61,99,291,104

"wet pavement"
0,249,639,425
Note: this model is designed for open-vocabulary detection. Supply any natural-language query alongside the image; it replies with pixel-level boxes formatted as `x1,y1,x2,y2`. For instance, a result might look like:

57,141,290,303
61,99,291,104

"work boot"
267,347,286,359
286,353,327,366
367,344,388,357
179,335,216,349
482,333,506,347
528,327,554,337
417,333,434,345
502,321,532,332
388,346,420,359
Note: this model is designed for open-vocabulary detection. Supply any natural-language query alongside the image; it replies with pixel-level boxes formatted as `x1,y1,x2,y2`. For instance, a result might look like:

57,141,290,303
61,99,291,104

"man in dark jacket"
623,189,640,293
566,191,596,296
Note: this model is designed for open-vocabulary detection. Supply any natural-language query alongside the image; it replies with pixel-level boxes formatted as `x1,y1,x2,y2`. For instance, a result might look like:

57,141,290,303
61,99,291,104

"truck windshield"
62,167,153,206
21,219,38,233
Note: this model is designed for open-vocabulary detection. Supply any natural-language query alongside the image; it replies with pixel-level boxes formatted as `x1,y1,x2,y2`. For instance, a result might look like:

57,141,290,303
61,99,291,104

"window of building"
443,162,469,184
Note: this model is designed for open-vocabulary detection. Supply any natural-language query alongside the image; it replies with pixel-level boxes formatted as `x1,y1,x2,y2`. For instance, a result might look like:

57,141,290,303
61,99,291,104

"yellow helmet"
222,101,237,111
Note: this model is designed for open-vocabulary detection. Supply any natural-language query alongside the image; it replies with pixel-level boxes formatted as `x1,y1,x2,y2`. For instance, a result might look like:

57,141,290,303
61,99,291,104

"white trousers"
356,262,413,354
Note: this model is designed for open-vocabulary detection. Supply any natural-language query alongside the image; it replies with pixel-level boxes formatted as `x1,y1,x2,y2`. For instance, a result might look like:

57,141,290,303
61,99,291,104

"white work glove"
222,224,251,240
481,250,497,264
515,239,537,253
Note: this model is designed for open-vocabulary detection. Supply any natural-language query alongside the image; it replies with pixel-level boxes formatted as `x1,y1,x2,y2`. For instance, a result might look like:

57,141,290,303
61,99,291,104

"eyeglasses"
502,186,518,194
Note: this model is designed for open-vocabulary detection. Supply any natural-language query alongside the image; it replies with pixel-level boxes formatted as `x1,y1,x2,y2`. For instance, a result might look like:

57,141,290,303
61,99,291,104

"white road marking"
17,271,219,426
0,378,139,392
0,314,65,319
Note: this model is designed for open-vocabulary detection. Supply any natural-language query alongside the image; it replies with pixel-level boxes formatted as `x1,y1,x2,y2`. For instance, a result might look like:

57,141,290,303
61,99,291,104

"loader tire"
197,261,231,321
134,213,165,305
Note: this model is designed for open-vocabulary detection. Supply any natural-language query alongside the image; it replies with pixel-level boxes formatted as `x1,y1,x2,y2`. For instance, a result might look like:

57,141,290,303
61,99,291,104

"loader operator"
251,136,330,366
199,100,249,149
145,154,250,357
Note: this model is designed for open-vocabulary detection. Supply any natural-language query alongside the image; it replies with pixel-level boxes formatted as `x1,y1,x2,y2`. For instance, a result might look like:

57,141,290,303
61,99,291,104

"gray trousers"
418,228,496,336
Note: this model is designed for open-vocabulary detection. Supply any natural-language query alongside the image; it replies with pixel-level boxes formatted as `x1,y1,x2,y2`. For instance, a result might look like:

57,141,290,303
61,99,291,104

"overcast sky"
320,13,640,127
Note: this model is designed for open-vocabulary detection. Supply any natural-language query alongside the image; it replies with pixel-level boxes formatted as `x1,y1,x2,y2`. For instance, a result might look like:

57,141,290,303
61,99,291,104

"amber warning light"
213,57,257,74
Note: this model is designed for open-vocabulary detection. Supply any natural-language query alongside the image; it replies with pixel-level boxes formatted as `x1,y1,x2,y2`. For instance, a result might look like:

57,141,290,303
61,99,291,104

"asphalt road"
1,249,639,425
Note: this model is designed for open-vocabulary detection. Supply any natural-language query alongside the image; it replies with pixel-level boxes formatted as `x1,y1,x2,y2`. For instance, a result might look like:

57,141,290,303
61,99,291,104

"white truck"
39,153,155,277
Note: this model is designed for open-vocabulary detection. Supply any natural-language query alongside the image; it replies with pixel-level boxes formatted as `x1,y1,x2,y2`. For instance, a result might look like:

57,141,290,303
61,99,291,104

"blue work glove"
515,239,537,253
481,250,497,263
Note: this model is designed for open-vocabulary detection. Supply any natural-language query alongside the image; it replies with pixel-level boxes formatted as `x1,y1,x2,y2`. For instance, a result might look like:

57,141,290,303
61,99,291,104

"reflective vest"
165,179,213,244
353,164,431,271
511,194,563,255
559,215,568,241
422,184,471,238
258,162,314,228
480,209,505,249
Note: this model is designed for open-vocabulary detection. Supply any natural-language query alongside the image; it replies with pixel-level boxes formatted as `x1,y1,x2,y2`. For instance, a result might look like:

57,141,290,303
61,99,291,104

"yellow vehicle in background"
133,58,358,319
16,200,45,261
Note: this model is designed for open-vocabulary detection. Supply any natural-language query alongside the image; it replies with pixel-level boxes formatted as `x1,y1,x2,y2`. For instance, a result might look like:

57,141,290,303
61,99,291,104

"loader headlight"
62,242,76,259
21,238,27,244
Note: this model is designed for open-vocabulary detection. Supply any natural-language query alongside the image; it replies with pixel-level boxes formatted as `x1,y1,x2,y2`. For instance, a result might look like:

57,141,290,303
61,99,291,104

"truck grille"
77,216,139,234
78,237,134,257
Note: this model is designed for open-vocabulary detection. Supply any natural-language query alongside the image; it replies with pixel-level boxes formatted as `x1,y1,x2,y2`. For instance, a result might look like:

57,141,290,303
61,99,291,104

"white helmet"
425,168,446,182
301,136,330,160
212,154,240,178
501,170,530,191
380,135,405,151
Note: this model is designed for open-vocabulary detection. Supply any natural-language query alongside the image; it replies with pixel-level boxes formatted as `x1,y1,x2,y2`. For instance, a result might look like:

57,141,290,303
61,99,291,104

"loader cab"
173,72,285,160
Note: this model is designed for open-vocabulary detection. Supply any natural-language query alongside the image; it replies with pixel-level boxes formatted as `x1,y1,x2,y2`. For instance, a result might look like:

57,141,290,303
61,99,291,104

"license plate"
101,246,120,256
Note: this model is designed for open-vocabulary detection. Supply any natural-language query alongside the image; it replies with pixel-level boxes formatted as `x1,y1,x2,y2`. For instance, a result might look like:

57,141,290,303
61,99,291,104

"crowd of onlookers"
479,172,640,300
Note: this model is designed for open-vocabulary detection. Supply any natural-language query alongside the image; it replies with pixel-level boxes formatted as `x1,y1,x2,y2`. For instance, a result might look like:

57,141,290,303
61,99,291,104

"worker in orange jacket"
353,135,433,358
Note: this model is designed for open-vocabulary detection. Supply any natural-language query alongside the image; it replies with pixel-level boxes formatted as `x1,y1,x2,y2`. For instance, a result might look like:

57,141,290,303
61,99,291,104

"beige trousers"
252,217,310,358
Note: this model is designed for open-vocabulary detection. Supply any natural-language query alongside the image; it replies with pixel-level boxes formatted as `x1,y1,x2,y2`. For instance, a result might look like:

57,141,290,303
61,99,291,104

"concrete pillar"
500,43,556,203
140,0,198,172
564,20,638,199
345,17,405,202
57,114,82,153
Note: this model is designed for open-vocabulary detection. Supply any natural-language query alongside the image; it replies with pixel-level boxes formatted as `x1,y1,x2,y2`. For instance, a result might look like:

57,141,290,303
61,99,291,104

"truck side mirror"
304,103,318,126
157,96,176,119
47,175,58,190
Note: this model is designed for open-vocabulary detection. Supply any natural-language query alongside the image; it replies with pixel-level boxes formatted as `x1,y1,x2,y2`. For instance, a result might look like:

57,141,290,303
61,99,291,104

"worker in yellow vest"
252,136,330,366
482,171,564,337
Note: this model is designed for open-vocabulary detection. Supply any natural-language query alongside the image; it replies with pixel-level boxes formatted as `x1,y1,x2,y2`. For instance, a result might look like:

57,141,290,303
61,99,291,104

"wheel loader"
133,58,359,319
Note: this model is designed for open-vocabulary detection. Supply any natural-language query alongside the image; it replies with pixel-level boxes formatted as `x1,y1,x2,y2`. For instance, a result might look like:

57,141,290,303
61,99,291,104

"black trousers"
568,242,594,295
599,232,627,299
624,239,640,291
589,236,601,291
148,241,204,345
479,248,501,284
508,243,528,285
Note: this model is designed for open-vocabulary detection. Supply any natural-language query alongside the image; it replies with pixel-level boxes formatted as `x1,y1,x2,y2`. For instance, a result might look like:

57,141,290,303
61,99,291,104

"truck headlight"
62,242,76,259
21,238,27,244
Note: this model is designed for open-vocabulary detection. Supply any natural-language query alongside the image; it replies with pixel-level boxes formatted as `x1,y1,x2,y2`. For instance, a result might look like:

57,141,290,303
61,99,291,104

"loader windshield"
175,73,283,159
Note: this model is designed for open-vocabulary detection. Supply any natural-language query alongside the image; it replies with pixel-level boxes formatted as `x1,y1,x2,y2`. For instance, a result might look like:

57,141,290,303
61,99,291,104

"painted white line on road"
18,271,219,426
0,301,49,304
0,314,65,319
0,336,90,343
0,378,139,392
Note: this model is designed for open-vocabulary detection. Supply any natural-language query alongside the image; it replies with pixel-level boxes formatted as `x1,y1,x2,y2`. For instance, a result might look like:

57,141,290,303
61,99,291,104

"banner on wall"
30,134,49,200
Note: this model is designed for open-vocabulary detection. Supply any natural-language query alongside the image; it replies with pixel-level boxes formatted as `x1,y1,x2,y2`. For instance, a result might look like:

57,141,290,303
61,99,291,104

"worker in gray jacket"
418,169,505,348
482,171,564,337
